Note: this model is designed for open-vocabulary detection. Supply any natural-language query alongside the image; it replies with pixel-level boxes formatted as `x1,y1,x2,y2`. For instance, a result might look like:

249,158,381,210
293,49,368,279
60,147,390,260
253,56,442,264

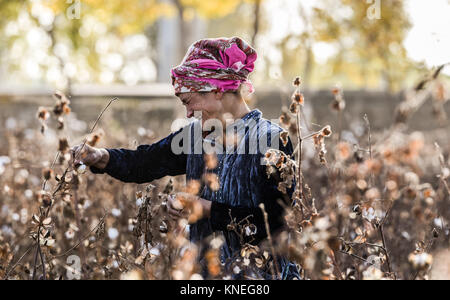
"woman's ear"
214,91,224,100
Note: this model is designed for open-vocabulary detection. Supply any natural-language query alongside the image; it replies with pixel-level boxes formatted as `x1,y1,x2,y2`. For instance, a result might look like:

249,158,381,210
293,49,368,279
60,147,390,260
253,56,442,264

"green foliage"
310,0,413,90
180,0,241,19
40,0,174,36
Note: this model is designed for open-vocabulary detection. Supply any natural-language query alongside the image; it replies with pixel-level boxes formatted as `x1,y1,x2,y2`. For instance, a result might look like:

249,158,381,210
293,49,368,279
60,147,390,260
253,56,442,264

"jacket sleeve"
90,128,187,184
209,135,294,241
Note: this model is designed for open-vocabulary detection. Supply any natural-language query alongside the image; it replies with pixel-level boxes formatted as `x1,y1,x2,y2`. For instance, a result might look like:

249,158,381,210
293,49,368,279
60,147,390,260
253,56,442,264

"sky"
404,0,450,71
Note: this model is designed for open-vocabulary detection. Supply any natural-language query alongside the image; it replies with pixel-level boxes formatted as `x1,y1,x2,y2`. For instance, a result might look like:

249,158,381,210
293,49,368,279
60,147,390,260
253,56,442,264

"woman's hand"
71,144,110,170
167,192,211,223
167,194,189,220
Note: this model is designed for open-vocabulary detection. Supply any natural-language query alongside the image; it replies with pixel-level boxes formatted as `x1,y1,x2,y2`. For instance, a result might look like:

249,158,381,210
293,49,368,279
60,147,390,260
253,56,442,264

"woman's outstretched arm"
73,128,188,184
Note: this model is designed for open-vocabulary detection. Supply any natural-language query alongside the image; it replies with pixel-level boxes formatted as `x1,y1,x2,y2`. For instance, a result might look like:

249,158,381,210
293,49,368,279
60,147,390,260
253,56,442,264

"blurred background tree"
310,0,413,91
0,0,266,91
0,0,447,93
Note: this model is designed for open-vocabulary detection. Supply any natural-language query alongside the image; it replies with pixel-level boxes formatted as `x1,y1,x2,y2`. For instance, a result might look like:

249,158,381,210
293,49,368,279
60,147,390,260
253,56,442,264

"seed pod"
280,131,289,147
442,168,450,179
292,91,304,105
289,102,298,114
279,109,291,127
57,116,64,130
204,153,218,170
87,130,104,147
203,173,220,192
37,107,50,121
40,124,47,134
42,168,53,180
327,237,341,252
321,125,332,137
37,191,53,207
332,88,340,96
63,105,71,115
432,228,439,238
331,99,346,112
159,221,168,233
244,224,257,236
171,198,184,211
353,205,362,216
227,224,236,231
58,138,70,153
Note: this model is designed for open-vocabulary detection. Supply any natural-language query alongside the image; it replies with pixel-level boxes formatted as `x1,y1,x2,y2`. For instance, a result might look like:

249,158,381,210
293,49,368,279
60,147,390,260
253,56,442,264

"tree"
0,0,266,89
310,0,413,91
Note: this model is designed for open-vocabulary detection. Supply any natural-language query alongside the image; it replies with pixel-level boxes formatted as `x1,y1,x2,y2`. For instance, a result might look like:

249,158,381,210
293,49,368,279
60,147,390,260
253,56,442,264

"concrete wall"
1,89,449,140
254,89,450,132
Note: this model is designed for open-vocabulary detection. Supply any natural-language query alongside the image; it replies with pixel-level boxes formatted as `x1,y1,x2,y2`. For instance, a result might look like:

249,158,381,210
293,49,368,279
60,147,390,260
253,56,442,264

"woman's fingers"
168,202,183,217
70,144,100,167
167,195,188,220
71,146,82,165
167,206,183,221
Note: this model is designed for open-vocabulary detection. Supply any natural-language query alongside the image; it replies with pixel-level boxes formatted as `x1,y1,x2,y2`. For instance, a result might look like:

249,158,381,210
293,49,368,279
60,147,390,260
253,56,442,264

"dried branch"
259,203,280,279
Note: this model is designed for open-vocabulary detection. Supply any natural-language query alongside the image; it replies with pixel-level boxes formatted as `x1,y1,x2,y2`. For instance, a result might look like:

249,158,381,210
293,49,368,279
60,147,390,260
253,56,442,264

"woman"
73,37,299,279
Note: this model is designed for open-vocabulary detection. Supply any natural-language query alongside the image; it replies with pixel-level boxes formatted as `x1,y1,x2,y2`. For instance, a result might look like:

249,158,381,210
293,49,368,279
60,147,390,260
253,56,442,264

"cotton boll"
76,163,87,174
111,208,122,217
108,228,119,240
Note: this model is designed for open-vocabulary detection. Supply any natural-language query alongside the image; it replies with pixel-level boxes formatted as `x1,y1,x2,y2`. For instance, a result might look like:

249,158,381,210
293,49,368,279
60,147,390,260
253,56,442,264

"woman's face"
178,92,223,123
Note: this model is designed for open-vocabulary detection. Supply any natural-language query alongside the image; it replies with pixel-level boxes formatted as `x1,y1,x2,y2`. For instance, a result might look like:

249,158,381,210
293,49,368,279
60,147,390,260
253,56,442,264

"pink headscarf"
171,37,257,95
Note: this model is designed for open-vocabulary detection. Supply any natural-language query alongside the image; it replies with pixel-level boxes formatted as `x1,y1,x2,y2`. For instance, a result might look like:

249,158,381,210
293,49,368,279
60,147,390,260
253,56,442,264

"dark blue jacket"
92,109,299,279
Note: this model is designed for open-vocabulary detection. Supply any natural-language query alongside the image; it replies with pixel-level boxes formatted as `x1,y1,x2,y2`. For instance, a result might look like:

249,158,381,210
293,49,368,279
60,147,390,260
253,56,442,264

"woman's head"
177,89,244,122
171,37,257,122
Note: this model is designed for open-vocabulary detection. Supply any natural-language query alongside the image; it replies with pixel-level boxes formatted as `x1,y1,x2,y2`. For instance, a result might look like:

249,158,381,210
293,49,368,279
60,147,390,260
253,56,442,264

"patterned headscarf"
171,37,257,95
